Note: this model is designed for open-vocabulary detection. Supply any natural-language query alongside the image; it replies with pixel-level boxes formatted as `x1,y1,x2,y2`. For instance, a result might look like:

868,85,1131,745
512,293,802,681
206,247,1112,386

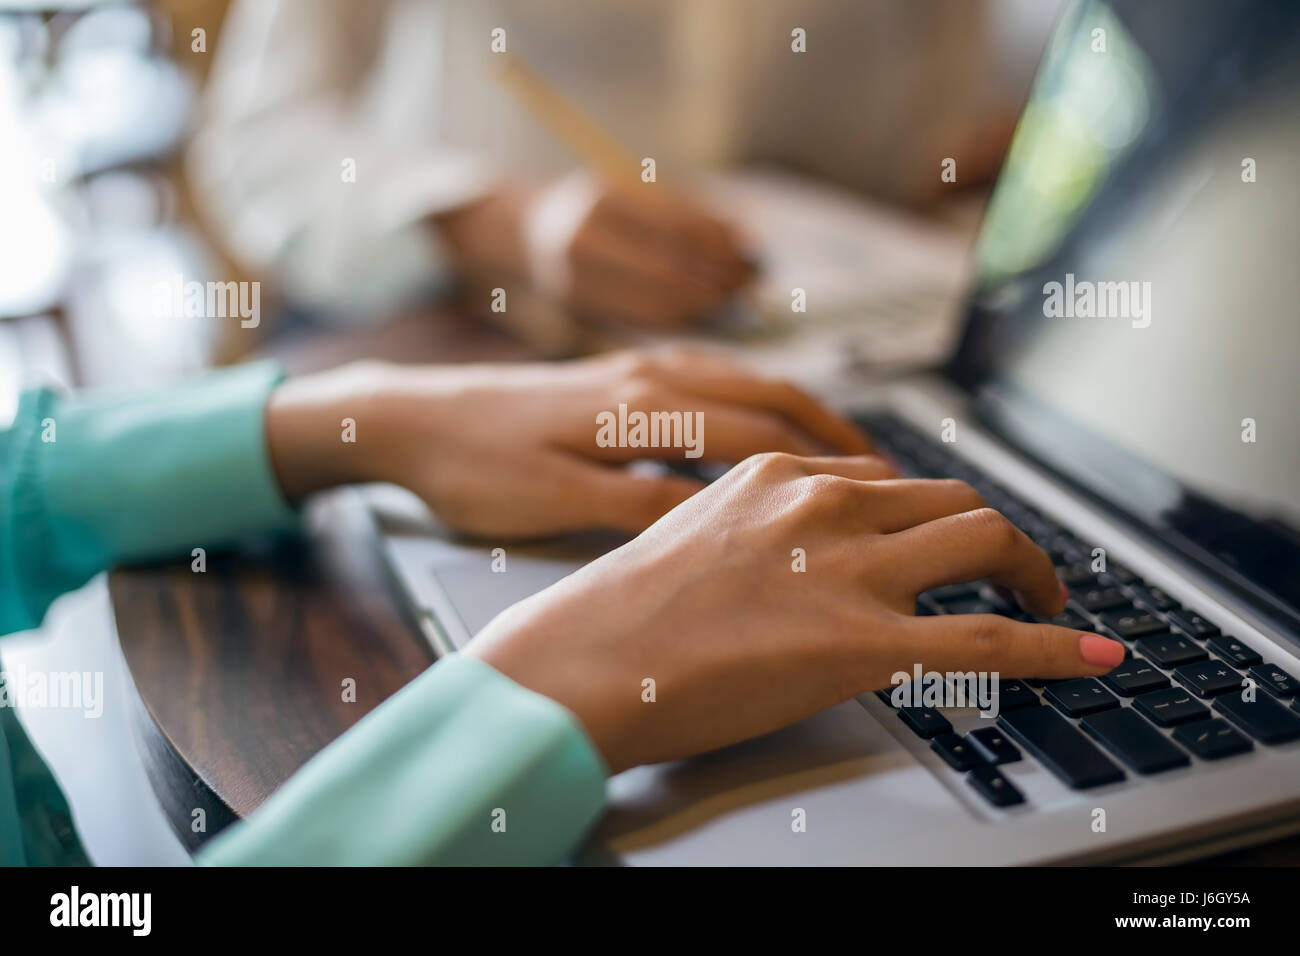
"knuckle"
965,615,1011,658
746,451,801,478
967,507,1018,548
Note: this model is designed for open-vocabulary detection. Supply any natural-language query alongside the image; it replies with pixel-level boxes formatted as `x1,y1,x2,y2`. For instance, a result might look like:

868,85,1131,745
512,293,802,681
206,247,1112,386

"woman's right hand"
465,452,1127,774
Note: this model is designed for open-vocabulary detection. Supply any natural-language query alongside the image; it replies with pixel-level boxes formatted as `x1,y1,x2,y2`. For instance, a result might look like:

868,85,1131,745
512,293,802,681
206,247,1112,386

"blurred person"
0,348,1121,865
186,0,1044,334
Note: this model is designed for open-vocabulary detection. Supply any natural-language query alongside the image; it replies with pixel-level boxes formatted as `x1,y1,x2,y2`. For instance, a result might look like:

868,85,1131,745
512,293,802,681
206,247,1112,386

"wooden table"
109,310,1299,863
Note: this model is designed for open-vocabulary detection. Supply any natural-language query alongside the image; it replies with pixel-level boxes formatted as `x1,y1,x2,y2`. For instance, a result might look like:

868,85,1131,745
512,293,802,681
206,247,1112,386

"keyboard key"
1206,635,1261,668
1174,660,1244,698
1165,609,1219,639
1246,664,1297,698
1128,585,1178,612
1081,708,1190,774
1048,609,1092,630
1214,692,1300,744
968,727,1022,765
1172,719,1253,760
967,765,1025,808
1134,634,1207,668
1100,658,1170,697
930,732,986,771
1059,563,1102,588
927,583,982,602
992,679,1039,711
875,688,899,708
1044,678,1119,717
1107,563,1140,585
998,706,1125,789
897,706,952,739
1078,587,1131,613
1133,687,1209,726
1099,611,1169,641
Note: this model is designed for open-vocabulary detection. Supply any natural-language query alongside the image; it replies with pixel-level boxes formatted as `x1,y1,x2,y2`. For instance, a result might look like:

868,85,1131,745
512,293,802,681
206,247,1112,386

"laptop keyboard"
857,410,1300,810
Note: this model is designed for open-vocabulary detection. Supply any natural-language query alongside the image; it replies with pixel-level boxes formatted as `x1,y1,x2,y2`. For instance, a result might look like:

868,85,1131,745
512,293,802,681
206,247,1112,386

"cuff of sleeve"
197,654,608,867
39,360,297,572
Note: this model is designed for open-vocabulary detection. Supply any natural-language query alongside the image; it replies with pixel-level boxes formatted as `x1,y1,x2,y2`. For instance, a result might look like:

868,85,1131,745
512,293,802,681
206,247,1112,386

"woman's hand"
434,175,756,328
265,349,869,537
464,452,1127,774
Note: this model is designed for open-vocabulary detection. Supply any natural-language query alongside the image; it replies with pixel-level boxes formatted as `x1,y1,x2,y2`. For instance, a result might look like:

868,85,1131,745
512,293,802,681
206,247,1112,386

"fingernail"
1058,579,1069,603
1079,634,1126,669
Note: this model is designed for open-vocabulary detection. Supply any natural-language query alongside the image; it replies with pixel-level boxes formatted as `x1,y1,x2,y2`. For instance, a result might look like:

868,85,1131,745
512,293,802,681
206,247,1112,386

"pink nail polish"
1079,634,1126,669
1058,579,1070,602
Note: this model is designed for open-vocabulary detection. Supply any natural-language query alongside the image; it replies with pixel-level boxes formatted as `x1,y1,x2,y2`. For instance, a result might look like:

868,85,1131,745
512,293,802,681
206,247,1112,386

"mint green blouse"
0,362,606,865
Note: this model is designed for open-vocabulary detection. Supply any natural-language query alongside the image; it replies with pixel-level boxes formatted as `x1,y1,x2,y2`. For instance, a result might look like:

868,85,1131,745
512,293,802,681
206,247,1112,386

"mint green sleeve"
0,360,297,634
197,653,607,866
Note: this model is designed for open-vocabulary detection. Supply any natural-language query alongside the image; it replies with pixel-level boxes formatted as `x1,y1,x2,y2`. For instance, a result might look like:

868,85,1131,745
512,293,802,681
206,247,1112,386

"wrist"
264,361,398,501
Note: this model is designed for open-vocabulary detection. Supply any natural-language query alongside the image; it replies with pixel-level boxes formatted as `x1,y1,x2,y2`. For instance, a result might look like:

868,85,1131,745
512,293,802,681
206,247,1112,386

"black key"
1135,634,1207,668
1129,585,1178,612
1165,609,1219,639
1081,708,1190,774
1133,687,1208,726
927,583,981,602
992,679,1039,711
1049,609,1092,630
968,727,1022,765
1107,563,1140,585
1100,658,1170,697
1060,563,1101,588
998,706,1125,789
1099,610,1169,641
1206,635,1261,668
930,732,986,771
1044,678,1119,717
875,688,899,708
1214,692,1300,744
897,706,952,739
1042,535,1085,565
967,765,1025,808
1172,719,1253,760
1078,587,1131,613
1247,664,1297,698
1174,660,1243,699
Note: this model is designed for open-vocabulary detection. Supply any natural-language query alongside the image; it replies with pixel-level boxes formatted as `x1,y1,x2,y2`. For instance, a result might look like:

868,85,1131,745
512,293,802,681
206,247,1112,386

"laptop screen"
948,0,1300,632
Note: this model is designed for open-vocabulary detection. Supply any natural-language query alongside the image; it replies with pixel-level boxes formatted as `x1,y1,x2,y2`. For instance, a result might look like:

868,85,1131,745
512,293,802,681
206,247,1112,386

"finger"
903,614,1127,680
852,479,985,533
785,454,897,481
572,225,732,315
595,191,752,285
641,351,873,454
568,255,721,328
885,508,1065,618
574,462,705,534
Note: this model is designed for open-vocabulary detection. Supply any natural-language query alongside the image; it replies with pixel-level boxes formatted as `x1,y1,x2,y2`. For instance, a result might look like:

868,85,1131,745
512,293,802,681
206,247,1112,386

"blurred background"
0,0,1067,406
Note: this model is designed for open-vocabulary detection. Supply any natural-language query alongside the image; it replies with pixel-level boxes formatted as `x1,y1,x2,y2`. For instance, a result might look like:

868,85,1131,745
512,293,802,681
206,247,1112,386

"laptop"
376,0,1300,864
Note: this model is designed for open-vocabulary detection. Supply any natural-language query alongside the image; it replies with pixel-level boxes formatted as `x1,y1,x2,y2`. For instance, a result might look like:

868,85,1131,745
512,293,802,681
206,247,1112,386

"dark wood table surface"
109,310,1299,863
